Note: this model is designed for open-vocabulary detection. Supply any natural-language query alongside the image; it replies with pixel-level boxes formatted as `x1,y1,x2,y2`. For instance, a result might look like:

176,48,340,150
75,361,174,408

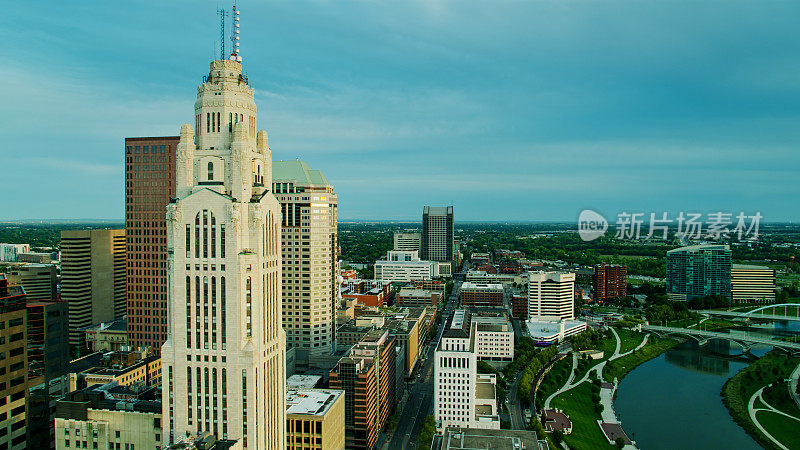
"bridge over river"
642,324,800,353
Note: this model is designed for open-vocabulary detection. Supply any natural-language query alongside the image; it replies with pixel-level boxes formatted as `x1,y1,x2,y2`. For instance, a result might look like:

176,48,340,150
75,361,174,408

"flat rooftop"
441,427,543,450
285,389,343,416
525,319,586,337
286,374,322,390
461,282,504,290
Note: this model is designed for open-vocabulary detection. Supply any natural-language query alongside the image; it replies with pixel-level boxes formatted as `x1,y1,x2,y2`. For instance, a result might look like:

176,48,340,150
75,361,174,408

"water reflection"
664,340,736,376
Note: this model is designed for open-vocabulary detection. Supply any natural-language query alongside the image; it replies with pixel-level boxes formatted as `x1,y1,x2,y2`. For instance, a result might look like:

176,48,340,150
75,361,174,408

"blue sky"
1,0,799,222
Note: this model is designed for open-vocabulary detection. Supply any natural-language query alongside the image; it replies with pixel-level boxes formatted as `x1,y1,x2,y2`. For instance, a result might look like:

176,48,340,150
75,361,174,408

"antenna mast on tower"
217,8,228,60
230,2,242,62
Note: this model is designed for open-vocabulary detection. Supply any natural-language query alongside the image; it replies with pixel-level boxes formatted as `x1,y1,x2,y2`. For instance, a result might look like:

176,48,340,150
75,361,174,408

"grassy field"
616,328,646,354
721,351,800,450
603,335,678,383
755,411,800,449
572,333,619,383
552,382,616,449
536,355,573,410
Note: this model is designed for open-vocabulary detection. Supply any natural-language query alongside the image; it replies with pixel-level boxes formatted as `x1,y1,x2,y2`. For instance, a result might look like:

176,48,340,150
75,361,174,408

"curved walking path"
545,327,649,409
789,362,800,410
747,386,800,450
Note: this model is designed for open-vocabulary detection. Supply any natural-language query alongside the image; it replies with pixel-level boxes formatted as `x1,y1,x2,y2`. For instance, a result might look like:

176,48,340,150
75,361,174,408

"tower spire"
217,7,228,60
230,2,242,62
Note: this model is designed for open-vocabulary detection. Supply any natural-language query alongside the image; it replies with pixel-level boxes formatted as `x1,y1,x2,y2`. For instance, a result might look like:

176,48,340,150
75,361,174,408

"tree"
615,437,626,448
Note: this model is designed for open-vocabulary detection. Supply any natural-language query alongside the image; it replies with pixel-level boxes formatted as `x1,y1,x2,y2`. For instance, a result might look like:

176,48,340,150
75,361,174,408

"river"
613,321,800,450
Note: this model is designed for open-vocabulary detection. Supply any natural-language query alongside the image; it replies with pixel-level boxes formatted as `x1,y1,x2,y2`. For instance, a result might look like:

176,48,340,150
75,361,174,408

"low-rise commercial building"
472,316,514,362
285,388,345,450
460,282,504,308
374,251,448,283
397,288,442,307
439,427,544,450
84,317,129,352
54,382,162,450
68,350,161,391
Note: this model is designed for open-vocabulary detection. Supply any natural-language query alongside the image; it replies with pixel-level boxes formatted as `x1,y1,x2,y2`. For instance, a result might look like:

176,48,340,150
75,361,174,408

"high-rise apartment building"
329,355,378,450
273,160,338,363
593,264,627,301
160,56,286,449
8,264,57,301
421,206,454,263
393,232,421,252
732,264,775,303
125,136,179,354
0,274,30,450
60,229,126,347
666,244,731,302
349,330,396,433
26,299,70,450
527,271,575,321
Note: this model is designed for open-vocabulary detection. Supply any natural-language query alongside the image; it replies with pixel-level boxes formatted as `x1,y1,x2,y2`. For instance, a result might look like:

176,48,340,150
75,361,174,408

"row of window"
125,145,169,154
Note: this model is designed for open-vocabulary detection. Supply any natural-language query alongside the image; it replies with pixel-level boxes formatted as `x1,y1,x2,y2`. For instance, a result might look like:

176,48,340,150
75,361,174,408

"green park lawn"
552,382,615,449
755,411,800,450
603,335,678,383
722,351,800,450
616,328,646,354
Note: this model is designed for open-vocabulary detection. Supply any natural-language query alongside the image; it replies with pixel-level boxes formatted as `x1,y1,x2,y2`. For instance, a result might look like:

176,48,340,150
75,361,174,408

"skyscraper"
160,54,285,449
666,244,731,302
272,160,338,364
527,271,575,321
421,206,454,264
60,229,126,348
125,136,179,354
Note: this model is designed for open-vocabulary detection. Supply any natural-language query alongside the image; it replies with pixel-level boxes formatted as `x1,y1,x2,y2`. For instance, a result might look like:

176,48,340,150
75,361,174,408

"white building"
528,271,575,321
525,319,587,345
393,232,421,252
0,243,30,262
434,310,500,431
160,56,285,449
472,316,514,362
374,250,445,282
273,160,338,363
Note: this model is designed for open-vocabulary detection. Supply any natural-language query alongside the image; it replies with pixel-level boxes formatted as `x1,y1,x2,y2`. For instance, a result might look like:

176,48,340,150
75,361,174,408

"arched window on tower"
208,162,214,181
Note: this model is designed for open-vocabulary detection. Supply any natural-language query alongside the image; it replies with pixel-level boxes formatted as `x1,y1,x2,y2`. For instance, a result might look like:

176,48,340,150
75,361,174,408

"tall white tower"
161,55,285,450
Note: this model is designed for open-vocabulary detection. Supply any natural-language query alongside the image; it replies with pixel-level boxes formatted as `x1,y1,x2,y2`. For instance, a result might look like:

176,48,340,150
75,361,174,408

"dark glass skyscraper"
666,244,731,301
421,206,454,264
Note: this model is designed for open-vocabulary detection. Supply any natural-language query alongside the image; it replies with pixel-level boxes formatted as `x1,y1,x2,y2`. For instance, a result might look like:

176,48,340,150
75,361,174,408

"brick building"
124,136,179,354
593,264,627,301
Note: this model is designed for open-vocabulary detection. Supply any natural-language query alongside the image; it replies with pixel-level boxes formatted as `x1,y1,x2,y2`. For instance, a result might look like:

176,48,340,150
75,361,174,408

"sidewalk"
789,361,800,410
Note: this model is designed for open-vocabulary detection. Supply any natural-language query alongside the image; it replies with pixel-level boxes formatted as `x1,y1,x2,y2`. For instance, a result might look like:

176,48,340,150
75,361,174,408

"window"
207,162,214,180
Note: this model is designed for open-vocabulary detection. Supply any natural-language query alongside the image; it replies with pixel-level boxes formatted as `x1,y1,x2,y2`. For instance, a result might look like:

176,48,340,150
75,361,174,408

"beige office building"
393,232,421,252
732,264,776,303
8,263,57,300
528,271,575,321
61,229,126,347
54,383,163,450
160,57,285,449
273,160,338,364
285,389,345,450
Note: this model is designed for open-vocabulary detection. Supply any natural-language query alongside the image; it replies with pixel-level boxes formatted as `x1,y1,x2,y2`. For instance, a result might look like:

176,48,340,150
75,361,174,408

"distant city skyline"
2,1,800,221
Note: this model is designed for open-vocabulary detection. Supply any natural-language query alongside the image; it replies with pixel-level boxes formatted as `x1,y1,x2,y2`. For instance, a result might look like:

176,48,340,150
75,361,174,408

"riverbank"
549,327,662,449
603,334,678,383
721,352,800,450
